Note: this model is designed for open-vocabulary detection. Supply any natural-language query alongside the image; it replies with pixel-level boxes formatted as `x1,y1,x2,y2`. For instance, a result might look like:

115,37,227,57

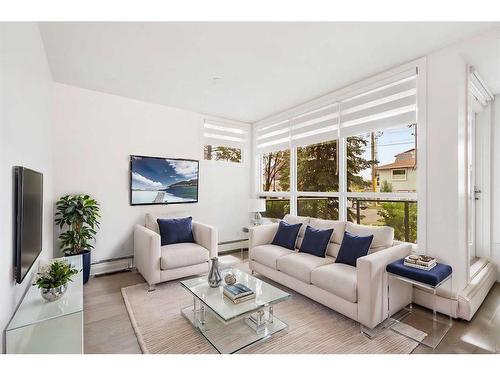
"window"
347,198,417,243
347,125,417,193
297,140,338,192
204,145,242,163
203,120,249,163
297,197,339,220
392,169,406,181
262,150,290,192
262,197,290,219
253,65,422,245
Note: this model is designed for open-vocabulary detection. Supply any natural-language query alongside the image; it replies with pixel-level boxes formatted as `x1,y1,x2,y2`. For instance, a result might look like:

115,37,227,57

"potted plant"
34,259,79,301
55,194,100,284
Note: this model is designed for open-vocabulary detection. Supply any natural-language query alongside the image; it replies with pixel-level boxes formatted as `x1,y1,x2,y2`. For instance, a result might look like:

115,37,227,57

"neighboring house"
376,148,417,192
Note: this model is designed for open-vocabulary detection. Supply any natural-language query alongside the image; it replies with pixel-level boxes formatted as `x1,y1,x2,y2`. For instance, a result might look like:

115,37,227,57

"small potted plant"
34,260,79,301
55,194,100,284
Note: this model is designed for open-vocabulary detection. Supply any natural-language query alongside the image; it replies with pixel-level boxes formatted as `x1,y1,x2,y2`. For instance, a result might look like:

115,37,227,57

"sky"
358,125,416,180
131,157,198,190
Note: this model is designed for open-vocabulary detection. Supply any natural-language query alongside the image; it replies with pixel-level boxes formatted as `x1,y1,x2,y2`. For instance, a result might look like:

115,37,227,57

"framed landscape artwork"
130,155,199,205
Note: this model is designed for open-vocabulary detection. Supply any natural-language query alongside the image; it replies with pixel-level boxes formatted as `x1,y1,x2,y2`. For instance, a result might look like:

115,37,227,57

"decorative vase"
224,271,237,285
67,250,91,284
40,283,68,302
208,257,222,288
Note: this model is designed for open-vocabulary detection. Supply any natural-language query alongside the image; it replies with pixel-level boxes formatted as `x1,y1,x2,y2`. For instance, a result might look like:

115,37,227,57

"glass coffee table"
180,269,290,354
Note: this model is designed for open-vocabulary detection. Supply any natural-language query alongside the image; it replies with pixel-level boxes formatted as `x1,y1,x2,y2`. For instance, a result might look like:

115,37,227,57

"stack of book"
404,254,437,271
223,283,255,304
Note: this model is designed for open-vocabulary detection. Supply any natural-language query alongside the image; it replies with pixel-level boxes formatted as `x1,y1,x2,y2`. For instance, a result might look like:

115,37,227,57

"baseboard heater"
91,256,134,277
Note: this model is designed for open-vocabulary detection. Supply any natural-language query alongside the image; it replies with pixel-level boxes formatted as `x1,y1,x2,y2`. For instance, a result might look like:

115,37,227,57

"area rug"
121,262,419,354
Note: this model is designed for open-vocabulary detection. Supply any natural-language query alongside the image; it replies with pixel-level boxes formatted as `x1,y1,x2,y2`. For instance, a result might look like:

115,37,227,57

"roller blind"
339,72,417,137
290,103,339,147
255,119,291,154
203,120,250,148
254,68,418,152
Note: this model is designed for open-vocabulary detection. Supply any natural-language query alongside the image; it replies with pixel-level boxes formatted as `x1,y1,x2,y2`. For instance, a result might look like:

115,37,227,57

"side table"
386,259,453,349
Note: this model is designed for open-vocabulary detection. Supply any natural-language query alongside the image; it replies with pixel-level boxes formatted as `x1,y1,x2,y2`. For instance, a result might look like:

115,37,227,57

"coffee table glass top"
180,269,290,322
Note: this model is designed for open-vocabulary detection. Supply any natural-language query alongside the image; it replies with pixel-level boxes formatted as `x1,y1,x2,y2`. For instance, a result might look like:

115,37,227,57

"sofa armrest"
249,223,279,249
134,224,161,286
192,221,218,258
357,243,412,329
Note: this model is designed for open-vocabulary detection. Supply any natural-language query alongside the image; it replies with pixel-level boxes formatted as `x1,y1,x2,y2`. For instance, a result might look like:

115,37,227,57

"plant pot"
40,283,67,302
67,250,91,284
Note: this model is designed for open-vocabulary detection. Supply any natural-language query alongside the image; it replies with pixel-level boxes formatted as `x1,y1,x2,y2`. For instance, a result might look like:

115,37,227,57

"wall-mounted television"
14,166,43,284
130,155,199,206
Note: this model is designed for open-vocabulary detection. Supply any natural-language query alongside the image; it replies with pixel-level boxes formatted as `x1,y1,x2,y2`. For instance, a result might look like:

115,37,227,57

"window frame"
253,58,426,248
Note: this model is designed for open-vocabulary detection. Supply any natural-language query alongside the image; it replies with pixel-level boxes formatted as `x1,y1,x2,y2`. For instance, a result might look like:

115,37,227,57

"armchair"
134,213,217,290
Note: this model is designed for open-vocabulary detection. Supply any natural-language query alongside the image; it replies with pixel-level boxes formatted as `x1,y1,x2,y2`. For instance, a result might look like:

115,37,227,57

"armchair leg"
147,283,156,292
251,270,255,275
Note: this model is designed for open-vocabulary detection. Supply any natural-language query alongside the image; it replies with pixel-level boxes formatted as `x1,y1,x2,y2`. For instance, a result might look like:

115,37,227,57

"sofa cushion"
311,263,358,303
345,222,394,252
271,221,302,250
250,244,295,270
277,252,335,284
283,214,310,249
309,218,345,244
326,243,341,258
160,242,209,270
157,217,194,246
145,211,189,233
299,225,334,258
335,231,373,267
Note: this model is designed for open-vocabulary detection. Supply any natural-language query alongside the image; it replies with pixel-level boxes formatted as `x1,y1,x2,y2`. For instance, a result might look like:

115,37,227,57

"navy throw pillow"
157,217,195,246
335,231,374,267
271,221,302,250
299,225,334,258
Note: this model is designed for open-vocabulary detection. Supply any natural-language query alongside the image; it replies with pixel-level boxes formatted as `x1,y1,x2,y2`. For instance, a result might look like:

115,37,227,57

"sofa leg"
360,324,377,339
147,283,156,292
251,270,255,275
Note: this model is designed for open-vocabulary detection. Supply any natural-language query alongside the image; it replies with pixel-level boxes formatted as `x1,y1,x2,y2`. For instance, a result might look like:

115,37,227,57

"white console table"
5,256,84,354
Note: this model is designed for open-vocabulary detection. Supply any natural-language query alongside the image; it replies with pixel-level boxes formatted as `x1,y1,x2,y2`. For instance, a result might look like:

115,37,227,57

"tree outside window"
204,145,242,163
262,150,290,192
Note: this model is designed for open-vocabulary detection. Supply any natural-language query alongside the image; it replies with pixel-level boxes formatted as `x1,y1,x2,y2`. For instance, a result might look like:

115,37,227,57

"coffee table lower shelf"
181,304,287,354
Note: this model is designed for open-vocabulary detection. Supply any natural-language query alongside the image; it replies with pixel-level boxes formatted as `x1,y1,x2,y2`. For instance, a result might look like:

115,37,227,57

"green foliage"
55,194,100,255
346,135,378,191
263,199,290,219
380,180,393,192
262,150,290,191
261,137,376,220
204,145,242,162
297,198,338,220
33,260,79,289
378,202,417,243
297,141,338,192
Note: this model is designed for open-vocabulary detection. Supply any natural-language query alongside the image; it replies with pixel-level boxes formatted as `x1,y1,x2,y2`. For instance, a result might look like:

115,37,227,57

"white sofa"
249,214,413,331
134,213,217,290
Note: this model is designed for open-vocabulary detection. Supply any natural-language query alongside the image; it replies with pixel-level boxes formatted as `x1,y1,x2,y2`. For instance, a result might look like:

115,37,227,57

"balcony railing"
260,196,417,243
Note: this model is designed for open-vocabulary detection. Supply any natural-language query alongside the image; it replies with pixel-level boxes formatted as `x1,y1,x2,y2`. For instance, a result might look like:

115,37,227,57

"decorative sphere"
224,272,237,285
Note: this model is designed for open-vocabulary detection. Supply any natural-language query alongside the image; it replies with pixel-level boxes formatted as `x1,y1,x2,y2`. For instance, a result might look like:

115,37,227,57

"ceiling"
39,22,500,123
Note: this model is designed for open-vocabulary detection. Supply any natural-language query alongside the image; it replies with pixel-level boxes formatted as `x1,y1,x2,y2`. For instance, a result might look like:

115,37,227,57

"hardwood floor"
84,258,500,354
84,270,144,354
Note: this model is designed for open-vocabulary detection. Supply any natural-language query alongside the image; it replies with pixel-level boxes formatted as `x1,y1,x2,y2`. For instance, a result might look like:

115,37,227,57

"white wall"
0,23,53,353
52,83,250,263
425,47,469,294
491,97,500,279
